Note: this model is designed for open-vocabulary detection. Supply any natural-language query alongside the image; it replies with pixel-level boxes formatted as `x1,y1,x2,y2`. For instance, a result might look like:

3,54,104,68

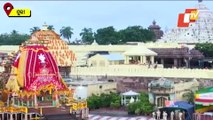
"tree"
0,30,29,45
60,26,73,44
11,30,18,35
195,43,213,57
94,26,120,45
127,92,154,115
47,25,55,30
30,27,40,34
80,28,94,44
182,91,195,104
119,26,155,43
87,93,121,110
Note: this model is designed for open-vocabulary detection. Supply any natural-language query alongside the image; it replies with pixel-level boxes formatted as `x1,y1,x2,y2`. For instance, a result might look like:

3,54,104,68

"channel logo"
3,2,31,17
177,9,199,27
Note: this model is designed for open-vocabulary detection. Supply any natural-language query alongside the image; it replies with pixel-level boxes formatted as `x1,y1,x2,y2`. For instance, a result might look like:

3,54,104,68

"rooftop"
123,45,157,56
102,53,124,61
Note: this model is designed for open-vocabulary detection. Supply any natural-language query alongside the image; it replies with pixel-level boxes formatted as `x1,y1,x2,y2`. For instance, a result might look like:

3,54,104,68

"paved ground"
89,109,152,120
29,107,153,120
89,114,153,120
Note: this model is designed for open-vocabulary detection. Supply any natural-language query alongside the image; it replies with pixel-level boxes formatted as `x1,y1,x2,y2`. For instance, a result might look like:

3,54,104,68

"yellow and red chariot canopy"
13,45,68,92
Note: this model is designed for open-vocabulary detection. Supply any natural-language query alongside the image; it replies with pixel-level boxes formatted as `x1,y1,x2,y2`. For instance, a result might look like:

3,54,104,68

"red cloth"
22,45,67,91
195,99,213,103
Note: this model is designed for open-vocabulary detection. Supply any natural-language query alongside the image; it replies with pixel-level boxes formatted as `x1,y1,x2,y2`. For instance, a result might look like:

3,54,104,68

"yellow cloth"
6,75,19,92
17,50,27,87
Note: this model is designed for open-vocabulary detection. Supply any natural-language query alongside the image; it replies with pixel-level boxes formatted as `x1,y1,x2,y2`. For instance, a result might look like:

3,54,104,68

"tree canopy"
47,25,55,30
119,26,155,43
81,26,156,45
0,30,29,45
0,25,156,45
127,92,154,115
60,26,73,44
94,26,120,45
195,43,213,57
80,28,94,44
30,27,40,35
87,92,121,110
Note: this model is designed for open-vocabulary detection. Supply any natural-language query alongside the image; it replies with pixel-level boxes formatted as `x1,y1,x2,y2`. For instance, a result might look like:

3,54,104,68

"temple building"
159,1,213,43
148,20,164,40
22,24,76,77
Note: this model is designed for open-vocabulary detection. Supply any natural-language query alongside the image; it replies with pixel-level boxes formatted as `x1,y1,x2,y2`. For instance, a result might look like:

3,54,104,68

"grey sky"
0,1,213,41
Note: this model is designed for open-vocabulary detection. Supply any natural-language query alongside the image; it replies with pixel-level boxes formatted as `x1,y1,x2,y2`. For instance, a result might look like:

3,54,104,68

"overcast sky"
0,1,213,41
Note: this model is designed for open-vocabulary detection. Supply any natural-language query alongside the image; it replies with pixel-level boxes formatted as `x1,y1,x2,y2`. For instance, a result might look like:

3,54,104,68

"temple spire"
42,22,48,30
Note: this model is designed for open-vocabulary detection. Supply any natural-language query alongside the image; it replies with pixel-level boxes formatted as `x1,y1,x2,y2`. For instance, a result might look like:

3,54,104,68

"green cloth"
196,87,213,94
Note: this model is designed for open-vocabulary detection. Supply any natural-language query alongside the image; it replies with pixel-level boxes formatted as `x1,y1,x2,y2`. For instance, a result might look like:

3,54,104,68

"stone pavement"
89,114,154,120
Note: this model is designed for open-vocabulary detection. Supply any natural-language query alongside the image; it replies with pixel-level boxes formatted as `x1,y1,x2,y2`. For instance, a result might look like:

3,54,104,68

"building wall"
174,80,199,100
88,54,109,67
71,66,213,79
87,82,117,96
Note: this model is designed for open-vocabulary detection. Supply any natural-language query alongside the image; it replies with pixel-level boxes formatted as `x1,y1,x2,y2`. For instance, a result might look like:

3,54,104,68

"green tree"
128,101,141,114
139,92,149,102
195,43,213,57
80,28,94,44
47,25,55,30
94,26,120,45
182,91,195,104
127,92,154,115
87,94,101,109
110,100,120,109
30,27,40,34
11,30,18,35
0,31,29,45
119,26,155,43
60,26,73,44
87,93,121,110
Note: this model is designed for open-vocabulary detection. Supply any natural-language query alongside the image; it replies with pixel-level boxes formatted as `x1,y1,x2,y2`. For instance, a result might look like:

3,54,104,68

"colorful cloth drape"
195,87,213,112
12,45,68,92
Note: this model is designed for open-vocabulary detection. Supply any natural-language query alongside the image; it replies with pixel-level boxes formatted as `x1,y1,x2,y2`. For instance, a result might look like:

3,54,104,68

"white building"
69,80,117,98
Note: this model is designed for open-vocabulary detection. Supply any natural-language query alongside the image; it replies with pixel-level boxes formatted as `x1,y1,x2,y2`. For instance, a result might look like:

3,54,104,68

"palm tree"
11,30,18,35
47,25,54,30
80,28,94,44
30,27,40,34
60,26,73,44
